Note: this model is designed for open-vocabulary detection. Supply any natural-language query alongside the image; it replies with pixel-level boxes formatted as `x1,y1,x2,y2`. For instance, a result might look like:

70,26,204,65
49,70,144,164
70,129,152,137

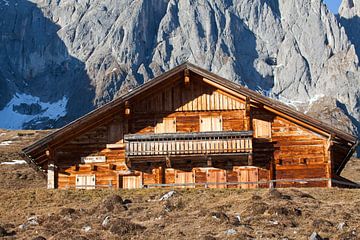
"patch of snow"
0,140,12,146
0,133,6,137
0,93,68,129
0,160,27,165
277,94,324,111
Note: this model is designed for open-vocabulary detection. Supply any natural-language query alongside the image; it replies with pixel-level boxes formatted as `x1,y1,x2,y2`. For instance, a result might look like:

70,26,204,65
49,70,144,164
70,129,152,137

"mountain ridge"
0,0,359,141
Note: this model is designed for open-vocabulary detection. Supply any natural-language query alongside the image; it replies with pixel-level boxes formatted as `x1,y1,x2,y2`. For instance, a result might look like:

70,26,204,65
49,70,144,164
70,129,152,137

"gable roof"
22,62,358,163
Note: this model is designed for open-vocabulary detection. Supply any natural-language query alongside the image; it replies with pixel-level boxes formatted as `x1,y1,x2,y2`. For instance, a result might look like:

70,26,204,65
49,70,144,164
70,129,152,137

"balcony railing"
124,131,253,158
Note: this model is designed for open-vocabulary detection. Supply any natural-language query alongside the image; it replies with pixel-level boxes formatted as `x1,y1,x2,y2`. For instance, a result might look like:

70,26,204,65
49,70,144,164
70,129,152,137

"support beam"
184,69,190,86
269,156,275,189
46,148,56,189
325,136,333,188
124,101,131,116
165,156,172,168
248,154,253,166
245,97,251,131
207,157,212,167
125,157,132,169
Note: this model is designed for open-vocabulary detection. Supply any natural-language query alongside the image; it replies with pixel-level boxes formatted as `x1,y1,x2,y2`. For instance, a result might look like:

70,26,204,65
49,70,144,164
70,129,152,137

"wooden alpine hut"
22,63,358,189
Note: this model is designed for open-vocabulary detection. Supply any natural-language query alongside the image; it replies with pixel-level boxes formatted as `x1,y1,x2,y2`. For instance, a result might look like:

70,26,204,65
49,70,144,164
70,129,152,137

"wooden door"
237,168,259,189
200,116,222,132
76,175,96,189
155,117,176,133
122,175,141,189
175,171,194,188
207,169,227,188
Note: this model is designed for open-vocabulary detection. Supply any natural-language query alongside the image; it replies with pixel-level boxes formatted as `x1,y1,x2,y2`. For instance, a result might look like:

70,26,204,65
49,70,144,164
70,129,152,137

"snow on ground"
0,140,12,146
0,160,27,165
0,93,68,129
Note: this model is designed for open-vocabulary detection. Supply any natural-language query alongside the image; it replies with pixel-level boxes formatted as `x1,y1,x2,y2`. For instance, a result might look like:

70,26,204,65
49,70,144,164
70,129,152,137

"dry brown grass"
0,187,360,239
0,130,359,239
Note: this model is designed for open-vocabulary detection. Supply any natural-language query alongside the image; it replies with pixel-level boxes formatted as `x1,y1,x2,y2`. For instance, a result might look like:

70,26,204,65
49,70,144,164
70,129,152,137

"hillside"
0,0,359,142
0,129,360,239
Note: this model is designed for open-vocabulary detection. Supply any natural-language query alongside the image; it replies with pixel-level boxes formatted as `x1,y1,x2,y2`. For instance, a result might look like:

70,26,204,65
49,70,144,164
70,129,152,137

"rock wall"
0,0,359,140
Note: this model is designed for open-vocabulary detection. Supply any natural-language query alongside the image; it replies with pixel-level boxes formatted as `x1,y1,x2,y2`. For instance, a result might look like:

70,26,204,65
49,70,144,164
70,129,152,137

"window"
253,119,271,138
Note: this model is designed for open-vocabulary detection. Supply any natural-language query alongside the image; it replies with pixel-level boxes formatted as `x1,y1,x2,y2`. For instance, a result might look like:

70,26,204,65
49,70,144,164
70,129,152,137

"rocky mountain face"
0,0,359,140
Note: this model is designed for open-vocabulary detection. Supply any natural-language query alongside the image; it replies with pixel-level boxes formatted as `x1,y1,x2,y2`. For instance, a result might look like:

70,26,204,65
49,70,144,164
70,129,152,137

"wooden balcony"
124,131,253,160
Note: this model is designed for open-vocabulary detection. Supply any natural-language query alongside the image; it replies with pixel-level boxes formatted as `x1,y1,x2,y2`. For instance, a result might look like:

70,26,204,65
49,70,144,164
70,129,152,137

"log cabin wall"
56,116,126,189
270,114,329,187
53,72,335,189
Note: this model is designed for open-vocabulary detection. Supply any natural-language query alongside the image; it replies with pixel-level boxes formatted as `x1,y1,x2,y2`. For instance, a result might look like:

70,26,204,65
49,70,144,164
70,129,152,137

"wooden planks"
133,76,245,114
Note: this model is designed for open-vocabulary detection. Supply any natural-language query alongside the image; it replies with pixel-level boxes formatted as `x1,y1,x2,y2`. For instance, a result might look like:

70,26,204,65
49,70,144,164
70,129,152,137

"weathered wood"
24,64,356,190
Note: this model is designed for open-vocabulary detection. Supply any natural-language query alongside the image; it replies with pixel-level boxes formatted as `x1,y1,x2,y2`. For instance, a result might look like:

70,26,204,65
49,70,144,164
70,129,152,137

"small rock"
27,216,39,225
269,220,279,225
309,232,323,240
123,199,132,205
102,216,111,228
337,222,347,230
224,229,237,236
159,191,176,201
82,225,91,232
294,208,302,216
232,215,241,226
19,174,28,180
18,224,27,230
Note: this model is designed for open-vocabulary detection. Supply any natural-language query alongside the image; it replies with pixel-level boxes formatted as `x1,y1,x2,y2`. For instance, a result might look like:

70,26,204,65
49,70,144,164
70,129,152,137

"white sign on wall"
81,156,106,163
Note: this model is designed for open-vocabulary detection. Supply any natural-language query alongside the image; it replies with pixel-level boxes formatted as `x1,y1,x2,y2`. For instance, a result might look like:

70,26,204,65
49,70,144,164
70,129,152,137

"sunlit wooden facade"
22,63,358,189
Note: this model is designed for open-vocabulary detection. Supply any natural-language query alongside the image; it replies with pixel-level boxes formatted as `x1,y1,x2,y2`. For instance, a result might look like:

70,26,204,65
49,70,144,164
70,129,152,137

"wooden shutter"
207,169,227,188
237,168,258,189
175,171,194,188
76,175,96,189
200,116,222,132
253,119,271,138
122,176,141,189
155,117,176,133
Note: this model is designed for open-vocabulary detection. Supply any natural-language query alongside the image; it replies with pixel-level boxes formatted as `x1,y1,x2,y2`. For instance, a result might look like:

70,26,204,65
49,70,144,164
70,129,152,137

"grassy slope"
0,129,359,240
